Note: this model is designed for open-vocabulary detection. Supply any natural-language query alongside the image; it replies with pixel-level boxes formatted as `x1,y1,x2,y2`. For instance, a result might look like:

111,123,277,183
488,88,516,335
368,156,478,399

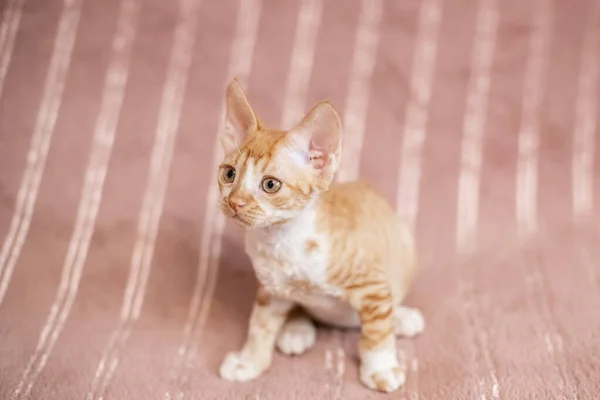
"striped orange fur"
217,78,424,393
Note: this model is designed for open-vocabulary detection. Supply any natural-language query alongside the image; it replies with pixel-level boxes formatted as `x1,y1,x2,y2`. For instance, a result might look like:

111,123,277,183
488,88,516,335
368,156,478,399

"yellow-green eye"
261,177,282,194
222,166,236,183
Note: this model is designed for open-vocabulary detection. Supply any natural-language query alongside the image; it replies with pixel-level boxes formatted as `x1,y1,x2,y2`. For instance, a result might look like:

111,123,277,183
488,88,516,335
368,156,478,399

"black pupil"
267,180,274,189
227,169,234,179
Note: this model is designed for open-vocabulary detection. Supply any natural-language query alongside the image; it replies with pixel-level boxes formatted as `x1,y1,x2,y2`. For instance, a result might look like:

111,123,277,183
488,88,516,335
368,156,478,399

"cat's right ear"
220,78,257,154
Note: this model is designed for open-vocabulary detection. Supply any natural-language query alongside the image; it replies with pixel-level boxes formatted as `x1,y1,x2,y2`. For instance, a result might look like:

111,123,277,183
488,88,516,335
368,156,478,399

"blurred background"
0,0,599,399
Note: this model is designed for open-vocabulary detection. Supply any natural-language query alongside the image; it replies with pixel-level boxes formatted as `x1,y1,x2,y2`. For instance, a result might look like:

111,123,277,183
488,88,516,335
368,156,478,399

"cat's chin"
230,215,288,230
230,214,266,230
224,209,292,230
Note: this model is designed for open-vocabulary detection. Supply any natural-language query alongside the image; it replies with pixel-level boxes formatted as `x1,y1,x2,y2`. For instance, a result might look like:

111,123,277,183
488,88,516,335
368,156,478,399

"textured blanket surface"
0,0,599,399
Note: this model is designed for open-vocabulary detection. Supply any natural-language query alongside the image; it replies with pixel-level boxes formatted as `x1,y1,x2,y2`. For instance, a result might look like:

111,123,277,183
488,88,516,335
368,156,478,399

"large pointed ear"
220,78,257,154
289,101,342,178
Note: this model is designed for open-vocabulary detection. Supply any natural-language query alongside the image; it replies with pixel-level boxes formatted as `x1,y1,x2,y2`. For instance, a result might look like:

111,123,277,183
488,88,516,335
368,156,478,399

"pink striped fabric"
0,0,599,399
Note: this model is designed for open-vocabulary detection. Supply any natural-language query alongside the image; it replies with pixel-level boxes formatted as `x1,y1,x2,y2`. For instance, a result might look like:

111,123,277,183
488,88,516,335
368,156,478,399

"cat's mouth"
220,202,263,229
231,213,253,228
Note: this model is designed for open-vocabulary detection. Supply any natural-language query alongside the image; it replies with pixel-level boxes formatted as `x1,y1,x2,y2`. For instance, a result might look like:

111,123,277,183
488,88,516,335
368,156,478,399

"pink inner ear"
294,128,339,173
308,147,334,172
290,101,342,172
308,149,326,169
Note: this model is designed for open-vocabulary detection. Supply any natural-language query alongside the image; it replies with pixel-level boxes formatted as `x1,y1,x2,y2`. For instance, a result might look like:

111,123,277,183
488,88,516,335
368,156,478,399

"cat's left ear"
289,101,342,178
221,78,258,154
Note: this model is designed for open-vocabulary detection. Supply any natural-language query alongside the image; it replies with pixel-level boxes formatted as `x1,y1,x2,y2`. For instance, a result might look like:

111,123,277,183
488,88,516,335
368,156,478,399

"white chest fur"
244,207,342,303
245,207,361,328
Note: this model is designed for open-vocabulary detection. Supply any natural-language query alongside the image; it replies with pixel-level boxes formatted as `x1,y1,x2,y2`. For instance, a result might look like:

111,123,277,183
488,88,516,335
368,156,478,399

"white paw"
395,306,425,338
360,354,406,393
359,350,405,393
360,365,406,393
219,351,264,382
276,317,316,355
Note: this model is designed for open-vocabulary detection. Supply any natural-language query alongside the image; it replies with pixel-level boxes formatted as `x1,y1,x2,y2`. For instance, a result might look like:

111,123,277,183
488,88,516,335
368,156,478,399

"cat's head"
217,78,342,229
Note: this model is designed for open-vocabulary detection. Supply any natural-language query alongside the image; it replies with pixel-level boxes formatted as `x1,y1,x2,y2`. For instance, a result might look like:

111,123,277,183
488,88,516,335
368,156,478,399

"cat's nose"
228,198,246,212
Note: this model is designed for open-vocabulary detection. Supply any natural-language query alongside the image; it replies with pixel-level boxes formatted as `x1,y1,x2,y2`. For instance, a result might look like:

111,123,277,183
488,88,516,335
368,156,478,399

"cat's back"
317,181,396,228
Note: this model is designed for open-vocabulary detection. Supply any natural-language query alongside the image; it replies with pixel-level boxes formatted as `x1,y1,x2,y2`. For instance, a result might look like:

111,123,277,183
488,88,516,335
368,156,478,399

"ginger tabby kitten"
217,78,424,393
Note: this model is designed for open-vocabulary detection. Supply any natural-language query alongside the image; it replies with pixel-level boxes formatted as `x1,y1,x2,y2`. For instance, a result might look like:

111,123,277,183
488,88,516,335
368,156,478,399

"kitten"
217,78,424,393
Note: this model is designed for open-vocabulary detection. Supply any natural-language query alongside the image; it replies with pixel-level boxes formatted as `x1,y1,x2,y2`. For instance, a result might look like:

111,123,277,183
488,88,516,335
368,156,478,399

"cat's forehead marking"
242,128,288,165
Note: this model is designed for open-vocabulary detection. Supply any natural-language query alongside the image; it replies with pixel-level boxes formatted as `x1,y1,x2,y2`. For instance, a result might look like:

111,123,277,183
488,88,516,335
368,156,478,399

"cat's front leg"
349,282,405,393
219,287,294,382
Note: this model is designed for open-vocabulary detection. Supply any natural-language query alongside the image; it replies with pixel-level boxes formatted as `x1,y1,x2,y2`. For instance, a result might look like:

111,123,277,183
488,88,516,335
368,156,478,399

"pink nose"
228,198,246,212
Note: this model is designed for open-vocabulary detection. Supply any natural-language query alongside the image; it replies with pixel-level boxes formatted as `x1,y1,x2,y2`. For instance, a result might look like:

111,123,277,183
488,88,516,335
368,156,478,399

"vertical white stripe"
280,0,322,129
410,357,419,400
324,347,333,392
457,1,501,389
524,256,573,397
478,380,487,400
0,0,28,302
396,0,443,232
478,330,499,400
332,343,345,399
392,3,442,398
336,0,382,182
460,281,498,400
0,0,25,98
520,0,574,383
324,331,345,398
572,0,599,218
0,0,83,308
164,1,263,398
521,4,580,369
86,0,202,398
11,0,138,398
456,0,498,253
516,0,553,238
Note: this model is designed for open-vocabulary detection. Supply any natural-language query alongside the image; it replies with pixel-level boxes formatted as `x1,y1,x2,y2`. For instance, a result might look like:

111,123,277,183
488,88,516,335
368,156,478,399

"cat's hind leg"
394,305,425,338
276,308,316,356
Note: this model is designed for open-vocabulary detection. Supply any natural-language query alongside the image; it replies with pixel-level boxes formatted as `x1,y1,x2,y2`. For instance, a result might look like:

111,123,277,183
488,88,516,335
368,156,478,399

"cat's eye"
261,177,282,194
222,166,236,183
